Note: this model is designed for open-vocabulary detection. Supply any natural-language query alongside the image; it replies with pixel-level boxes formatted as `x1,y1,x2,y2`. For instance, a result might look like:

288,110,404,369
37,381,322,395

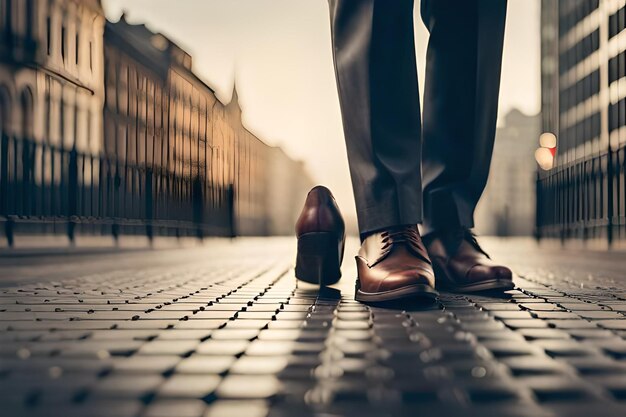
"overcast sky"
103,0,541,223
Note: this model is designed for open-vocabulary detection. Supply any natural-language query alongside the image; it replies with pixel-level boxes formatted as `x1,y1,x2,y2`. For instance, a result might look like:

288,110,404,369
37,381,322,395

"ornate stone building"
103,15,302,236
0,0,105,219
0,3,313,242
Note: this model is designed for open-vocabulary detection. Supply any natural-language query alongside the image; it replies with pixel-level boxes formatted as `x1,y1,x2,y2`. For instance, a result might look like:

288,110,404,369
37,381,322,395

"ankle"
360,224,417,243
428,227,470,253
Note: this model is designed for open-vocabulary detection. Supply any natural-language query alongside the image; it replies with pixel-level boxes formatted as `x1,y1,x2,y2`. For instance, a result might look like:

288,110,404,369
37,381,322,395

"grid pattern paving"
2,238,626,417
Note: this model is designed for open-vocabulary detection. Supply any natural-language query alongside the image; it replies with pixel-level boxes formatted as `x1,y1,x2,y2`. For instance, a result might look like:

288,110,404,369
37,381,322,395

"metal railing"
535,146,626,244
0,134,235,245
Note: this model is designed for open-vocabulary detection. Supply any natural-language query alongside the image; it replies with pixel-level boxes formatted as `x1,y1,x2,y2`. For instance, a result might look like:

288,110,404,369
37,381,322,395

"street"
1,237,626,417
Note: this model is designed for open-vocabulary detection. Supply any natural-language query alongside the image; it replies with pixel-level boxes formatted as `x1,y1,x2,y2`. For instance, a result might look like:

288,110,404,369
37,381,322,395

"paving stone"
156,329,212,340
586,375,626,400
59,340,144,358
89,330,157,341
566,329,617,340
519,303,566,312
532,340,602,357
223,320,270,330
90,374,164,398
235,311,276,320
245,341,295,356
115,321,176,330
112,355,180,373
560,303,611,311
157,374,221,398
549,320,599,329
576,311,625,320
210,329,260,340
517,328,571,340
187,311,236,320
596,320,626,330
531,311,581,320
502,319,550,329
481,340,544,358
143,399,207,417
230,356,288,374
216,375,282,399
256,330,302,341
435,360,506,381
479,303,523,311
586,339,626,359
490,311,535,320
204,400,269,417
564,357,626,375
1,357,113,375
471,329,526,341
518,376,598,402
266,321,304,330
173,320,225,330
464,381,528,404
137,340,199,356
602,303,626,312
502,356,571,376
176,355,235,374
54,400,144,417
4,238,626,416
196,340,249,356
542,402,626,417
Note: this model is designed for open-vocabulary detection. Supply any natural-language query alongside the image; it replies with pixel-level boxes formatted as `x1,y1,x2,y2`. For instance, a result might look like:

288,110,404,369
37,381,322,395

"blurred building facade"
537,0,626,246
0,1,313,243
475,109,540,236
0,0,105,226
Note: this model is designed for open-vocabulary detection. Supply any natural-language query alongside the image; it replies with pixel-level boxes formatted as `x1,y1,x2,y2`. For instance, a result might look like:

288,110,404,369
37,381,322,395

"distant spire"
231,87,240,110
226,67,243,124
231,65,240,106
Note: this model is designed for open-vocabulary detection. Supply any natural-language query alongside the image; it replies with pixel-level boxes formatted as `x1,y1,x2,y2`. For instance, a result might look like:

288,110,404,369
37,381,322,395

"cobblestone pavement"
2,237,626,417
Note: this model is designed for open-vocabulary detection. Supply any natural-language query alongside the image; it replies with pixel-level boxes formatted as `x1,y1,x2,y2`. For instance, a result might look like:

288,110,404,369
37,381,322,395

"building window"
44,93,51,141
4,0,13,36
89,41,93,71
44,77,51,141
61,24,66,61
60,98,65,145
46,17,51,55
86,109,91,147
75,33,79,65
25,0,33,38
609,6,625,39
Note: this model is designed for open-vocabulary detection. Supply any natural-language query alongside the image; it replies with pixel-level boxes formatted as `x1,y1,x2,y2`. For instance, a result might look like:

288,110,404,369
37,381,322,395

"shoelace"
435,228,490,259
381,227,420,248
380,226,431,264
463,229,491,258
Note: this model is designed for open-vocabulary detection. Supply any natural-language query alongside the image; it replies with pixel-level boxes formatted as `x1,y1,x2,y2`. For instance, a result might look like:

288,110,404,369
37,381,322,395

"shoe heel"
295,232,342,286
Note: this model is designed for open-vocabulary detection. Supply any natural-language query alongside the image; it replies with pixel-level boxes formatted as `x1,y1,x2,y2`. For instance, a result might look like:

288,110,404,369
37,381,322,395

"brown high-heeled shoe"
294,186,346,286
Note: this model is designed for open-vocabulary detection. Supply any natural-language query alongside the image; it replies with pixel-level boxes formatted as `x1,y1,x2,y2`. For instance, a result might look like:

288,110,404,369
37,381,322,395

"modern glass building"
537,0,626,246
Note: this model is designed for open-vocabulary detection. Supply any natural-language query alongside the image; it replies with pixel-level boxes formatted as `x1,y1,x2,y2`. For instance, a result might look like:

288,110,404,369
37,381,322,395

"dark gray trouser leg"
420,0,508,235
328,0,422,235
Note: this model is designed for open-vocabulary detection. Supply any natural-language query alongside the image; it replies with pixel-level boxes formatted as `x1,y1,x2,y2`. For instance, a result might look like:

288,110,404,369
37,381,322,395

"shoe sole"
439,278,515,293
355,283,439,303
433,262,516,293
295,232,344,286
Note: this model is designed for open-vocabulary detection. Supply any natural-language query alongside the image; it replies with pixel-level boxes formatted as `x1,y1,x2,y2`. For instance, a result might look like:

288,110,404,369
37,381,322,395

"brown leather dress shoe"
355,226,438,302
425,229,515,292
295,186,346,286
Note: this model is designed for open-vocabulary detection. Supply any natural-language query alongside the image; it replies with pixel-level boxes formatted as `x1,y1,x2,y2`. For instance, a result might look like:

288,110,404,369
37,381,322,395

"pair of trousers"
328,0,508,235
